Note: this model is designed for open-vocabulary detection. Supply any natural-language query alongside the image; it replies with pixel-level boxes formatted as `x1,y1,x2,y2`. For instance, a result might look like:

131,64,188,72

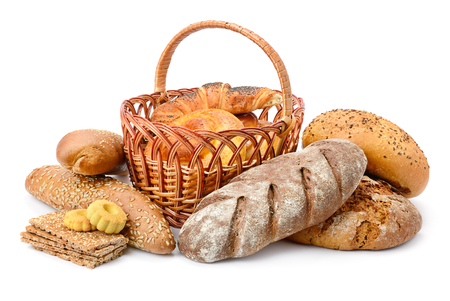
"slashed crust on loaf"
178,139,367,262
287,175,422,250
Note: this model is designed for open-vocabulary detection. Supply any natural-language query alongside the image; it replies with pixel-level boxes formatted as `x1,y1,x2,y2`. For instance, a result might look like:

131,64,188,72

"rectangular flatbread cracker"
21,210,128,269
22,226,123,257
33,246,124,269
28,210,128,253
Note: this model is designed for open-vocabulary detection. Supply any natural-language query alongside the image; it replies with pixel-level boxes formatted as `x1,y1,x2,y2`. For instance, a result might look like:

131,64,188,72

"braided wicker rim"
120,21,305,228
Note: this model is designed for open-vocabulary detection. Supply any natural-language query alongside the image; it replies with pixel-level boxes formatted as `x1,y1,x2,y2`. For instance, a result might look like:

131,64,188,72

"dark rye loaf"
177,139,368,262
287,175,422,250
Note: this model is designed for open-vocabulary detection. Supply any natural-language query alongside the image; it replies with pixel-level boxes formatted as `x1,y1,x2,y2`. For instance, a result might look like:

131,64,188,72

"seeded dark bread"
25,165,175,254
177,139,367,262
302,109,429,198
56,129,128,176
287,175,422,250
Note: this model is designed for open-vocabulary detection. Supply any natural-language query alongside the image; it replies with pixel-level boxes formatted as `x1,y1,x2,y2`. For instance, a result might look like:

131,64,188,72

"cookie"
86,200,127,234
64,209,96,232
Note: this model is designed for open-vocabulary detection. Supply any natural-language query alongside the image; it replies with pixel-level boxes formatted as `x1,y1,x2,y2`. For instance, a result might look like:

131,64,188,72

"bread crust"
145,109,247,166
56,129,127,176
149,82,282,124
287,175,422,250
302,109,429,198
25,165,175,254
177,139,367,262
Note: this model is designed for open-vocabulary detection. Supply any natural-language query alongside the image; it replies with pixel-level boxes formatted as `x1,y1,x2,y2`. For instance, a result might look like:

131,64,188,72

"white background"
1,1,448,300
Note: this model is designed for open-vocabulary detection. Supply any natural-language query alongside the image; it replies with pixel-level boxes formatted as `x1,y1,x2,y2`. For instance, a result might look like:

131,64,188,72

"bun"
302,109,429,198
25,165,175,254
145,109,246,166
177,139,367,262
235,112,259,128
287,175,422,250
150,82,282,124
56,129,127,176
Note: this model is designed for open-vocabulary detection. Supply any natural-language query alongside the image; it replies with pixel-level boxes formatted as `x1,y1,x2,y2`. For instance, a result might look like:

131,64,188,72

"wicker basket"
120,20,305,228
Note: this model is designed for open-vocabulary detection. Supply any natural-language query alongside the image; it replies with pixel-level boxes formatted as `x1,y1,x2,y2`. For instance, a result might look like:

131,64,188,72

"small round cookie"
302,109,429,198
287,175,422,250
86,200,127,234
64,209,96,232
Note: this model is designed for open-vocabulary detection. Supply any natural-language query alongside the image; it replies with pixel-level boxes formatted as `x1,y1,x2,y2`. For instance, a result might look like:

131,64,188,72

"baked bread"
150,82,282,124
145,109,246,166
302,109,429,198
25,165,175,254
235,112,259,128
287,175,422,250
56,129,128,176
177,139,367,262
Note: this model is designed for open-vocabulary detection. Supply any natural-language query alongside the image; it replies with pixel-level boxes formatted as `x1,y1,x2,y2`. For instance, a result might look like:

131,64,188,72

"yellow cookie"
87,200,127,234
64,209,96,232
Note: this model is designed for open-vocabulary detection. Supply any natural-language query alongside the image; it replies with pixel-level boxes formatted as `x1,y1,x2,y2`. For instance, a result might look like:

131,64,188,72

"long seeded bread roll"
56,129,128,176
302,109,429,198
287,175,422,250
177,139,368,262
150,82,282,124
25,165,175,254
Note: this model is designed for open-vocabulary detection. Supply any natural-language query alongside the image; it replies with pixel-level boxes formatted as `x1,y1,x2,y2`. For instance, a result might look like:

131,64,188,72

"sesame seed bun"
302,109,429,198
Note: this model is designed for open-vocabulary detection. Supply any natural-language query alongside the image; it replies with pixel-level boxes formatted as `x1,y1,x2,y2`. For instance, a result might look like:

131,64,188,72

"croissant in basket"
150,82,282,124
144,109,248,166
120,21,306,228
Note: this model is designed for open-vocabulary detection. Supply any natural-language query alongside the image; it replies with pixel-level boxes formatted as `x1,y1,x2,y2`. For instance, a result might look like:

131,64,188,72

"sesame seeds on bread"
302,109,429,198
25,165,176,254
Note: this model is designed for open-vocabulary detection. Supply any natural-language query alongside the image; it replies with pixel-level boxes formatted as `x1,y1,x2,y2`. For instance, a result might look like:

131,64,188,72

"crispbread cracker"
33,246,124,269
21,210,128,269
20,234,126,260
21,237,126,262
22,226,122,257
29,210,127,253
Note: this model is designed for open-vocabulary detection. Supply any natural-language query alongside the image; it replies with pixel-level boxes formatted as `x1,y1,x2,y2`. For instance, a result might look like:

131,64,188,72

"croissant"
150,82,282,124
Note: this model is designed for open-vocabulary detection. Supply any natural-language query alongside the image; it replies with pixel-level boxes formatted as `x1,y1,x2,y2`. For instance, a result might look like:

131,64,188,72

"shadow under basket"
120,20,305,228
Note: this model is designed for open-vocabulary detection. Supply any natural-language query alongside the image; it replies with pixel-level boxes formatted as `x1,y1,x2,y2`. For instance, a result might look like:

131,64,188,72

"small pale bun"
302,109,429,198
57,129,128,176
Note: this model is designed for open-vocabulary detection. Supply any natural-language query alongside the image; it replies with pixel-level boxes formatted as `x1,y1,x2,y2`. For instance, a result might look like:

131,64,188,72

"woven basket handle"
154,20,293,128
